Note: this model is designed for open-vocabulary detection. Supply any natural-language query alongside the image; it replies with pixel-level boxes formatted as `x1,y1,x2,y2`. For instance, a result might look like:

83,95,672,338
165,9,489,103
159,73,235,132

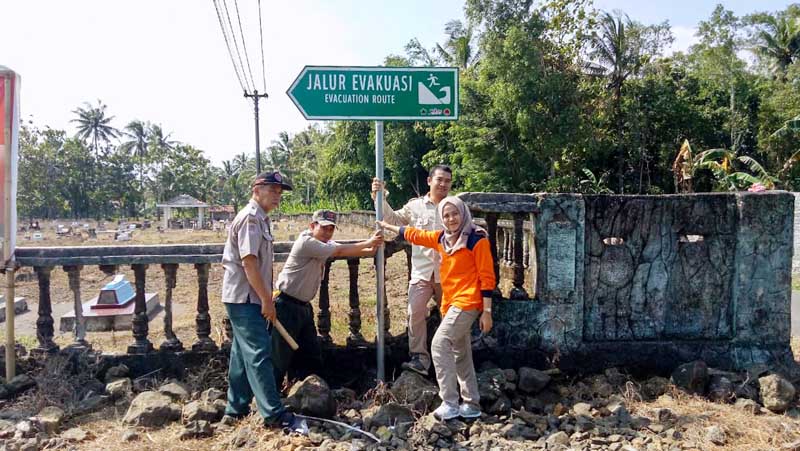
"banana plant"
579,169,613,194
693,147,777,191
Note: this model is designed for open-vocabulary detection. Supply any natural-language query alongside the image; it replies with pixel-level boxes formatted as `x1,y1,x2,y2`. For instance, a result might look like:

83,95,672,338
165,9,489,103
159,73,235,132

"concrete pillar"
162,207,170,229
198,207,204,229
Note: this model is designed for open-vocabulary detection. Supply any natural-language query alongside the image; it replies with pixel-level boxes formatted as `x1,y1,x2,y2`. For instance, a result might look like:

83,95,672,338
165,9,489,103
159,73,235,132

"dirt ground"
3,219,800,450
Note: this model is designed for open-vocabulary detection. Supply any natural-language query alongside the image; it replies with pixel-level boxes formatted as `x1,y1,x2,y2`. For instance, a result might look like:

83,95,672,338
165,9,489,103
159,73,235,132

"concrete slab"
0,297,28,323
60,293,160,332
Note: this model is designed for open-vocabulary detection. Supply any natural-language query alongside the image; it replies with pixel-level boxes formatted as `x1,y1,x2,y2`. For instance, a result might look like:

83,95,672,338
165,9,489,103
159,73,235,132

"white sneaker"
459,403,482,419
433,403,460,421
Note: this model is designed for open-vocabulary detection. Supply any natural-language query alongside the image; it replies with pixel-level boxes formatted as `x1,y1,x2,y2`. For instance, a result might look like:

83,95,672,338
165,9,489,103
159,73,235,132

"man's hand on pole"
368,230,384,248
371,177,385,201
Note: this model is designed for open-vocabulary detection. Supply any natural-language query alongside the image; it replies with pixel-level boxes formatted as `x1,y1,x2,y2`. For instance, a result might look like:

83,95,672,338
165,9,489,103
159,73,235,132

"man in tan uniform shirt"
272,210,383,387
220,171,302,430
371,165,453,375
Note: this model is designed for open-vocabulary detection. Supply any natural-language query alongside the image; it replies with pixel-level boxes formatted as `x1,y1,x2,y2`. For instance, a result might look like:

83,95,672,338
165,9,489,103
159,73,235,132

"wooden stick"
274,319,299,351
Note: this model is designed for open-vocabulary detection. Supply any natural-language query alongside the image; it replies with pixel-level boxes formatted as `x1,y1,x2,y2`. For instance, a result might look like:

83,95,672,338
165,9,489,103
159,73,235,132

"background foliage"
18,2,800,219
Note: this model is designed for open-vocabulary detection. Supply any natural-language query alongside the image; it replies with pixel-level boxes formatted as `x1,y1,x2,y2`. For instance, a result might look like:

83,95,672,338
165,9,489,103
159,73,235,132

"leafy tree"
689,6,752,153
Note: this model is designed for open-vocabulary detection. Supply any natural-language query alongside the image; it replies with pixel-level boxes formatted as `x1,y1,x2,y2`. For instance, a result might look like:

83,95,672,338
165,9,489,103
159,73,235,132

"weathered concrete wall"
584,194,737,341
463,191,795,373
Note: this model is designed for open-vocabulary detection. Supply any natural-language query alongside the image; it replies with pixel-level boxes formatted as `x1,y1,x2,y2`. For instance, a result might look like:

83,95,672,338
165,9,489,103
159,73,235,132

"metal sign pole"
375,120,385,383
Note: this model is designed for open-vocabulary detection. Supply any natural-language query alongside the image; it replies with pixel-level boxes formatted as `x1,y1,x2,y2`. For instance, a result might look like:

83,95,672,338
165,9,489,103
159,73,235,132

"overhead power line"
211,0,270,175
212,0,247,93
233,0,257,92
220,0,253,92
257,0,267,92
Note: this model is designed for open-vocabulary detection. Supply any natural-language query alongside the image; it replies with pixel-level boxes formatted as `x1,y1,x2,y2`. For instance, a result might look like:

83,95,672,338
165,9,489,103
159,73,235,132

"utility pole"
244,90,269,174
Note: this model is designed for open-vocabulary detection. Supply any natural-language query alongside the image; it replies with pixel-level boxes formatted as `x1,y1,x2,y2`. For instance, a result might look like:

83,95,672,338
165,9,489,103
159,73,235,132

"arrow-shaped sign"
287,66,459,121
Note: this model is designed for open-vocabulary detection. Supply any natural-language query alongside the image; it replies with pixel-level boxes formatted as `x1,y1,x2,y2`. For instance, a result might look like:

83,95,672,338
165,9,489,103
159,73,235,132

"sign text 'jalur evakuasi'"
287,66,458,121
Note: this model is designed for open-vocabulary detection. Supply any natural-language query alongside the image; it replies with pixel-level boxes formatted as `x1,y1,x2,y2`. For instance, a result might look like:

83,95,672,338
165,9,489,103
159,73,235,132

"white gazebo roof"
156,194,209,209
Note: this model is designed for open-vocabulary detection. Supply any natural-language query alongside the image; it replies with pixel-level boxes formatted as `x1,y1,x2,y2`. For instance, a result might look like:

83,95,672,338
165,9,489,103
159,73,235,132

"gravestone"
60,275,160,332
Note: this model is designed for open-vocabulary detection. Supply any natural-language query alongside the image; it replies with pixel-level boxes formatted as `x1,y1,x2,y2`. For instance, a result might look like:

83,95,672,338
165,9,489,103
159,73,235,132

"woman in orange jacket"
378,196,495,421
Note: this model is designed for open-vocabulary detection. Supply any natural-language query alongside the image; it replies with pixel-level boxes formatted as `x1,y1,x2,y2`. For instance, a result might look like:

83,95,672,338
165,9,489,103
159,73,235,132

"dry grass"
630,391,800,451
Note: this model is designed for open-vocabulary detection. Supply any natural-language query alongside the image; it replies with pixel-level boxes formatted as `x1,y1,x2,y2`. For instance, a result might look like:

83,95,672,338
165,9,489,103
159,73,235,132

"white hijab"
438,196,486,255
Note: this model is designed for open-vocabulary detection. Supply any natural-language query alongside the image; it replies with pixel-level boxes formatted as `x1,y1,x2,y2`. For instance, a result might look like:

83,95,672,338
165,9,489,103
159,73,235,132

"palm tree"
406,20,480,69
147,124,177,206
587,11,644,192
753,14,800,78
221,159,244,211
435,20,480,69
267,131,292,172
121,120,150,202
71,100,119,155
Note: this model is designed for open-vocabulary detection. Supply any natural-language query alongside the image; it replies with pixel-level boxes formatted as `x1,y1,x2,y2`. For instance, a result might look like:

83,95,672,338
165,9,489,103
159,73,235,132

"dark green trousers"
272,293,323,386
224,302,285,422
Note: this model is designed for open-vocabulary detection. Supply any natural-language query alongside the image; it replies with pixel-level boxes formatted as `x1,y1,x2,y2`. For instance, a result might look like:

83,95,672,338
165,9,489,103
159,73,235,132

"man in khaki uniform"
371,165,453,375
221,171,301,429
272,210,383,386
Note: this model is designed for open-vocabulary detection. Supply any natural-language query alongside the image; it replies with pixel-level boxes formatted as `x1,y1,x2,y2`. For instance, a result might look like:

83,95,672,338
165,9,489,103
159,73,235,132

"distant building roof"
156,194,209,208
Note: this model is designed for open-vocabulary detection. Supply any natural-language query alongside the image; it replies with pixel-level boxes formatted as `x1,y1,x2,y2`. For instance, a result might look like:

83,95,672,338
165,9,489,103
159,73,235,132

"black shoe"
220,413,247,426
401,358,428,376
266,411,309,435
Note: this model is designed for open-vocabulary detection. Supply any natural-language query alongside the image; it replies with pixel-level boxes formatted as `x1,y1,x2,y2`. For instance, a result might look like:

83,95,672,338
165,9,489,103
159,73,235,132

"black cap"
253,171,293,191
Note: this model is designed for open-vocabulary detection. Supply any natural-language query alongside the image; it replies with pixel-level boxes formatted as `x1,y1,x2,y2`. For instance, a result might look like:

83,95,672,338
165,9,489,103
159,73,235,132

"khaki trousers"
431,306,481,408
407,278,442,370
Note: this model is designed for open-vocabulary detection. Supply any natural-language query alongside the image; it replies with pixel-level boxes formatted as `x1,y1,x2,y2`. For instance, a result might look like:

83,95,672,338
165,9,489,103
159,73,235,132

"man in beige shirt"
272,210,383,387
220,171,302,430
371,165,453,375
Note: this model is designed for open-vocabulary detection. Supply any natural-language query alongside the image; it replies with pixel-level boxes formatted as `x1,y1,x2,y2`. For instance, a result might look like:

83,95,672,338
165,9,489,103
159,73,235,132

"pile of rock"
668,360,797,414
1,358,798,450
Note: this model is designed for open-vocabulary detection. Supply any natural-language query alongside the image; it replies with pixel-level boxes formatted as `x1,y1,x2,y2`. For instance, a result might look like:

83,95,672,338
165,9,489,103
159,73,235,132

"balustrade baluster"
317,260,333,344
63,265,89,349
128,264,153,354
192,263,217,352
505,227,513,266
523,230,530,269
346,258,365,346
160,263,183,351
33,266,58,355
510,213,529,300
485,213,502,298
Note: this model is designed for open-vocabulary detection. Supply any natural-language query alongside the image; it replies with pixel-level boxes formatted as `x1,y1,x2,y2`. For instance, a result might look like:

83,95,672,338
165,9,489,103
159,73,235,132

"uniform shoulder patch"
466,231,486,251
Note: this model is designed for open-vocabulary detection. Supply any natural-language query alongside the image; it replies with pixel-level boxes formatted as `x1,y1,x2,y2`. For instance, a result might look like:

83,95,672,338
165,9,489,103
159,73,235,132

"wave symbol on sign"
418,82,451,105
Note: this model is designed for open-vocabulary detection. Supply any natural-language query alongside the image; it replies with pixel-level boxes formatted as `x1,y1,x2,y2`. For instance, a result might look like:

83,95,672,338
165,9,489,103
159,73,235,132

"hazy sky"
1,0,792,165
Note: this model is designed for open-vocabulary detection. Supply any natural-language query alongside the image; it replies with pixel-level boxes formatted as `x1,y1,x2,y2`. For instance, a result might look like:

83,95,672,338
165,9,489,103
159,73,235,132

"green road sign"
287,66,458,121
